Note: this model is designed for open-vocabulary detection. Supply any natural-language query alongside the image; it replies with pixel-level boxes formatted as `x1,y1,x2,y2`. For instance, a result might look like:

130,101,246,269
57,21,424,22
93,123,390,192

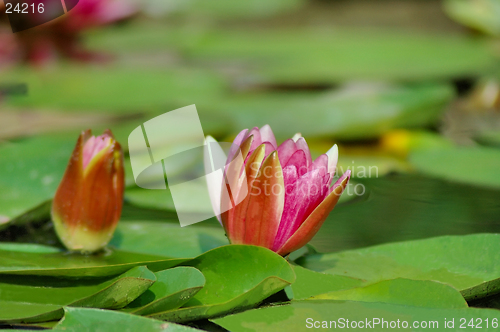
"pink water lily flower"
208,125,350,256
52,129,124,252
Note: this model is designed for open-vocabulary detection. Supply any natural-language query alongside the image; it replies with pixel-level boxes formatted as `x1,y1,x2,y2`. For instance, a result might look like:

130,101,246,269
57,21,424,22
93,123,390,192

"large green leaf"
0,242,61,253
409,147,500,189
0,265,155,306
2,67,225,114
110,221,227,258
123,267,205,316
149,245,295,323
0,266,155,323
87,24,494,82
312,278,468,309
54,307,202,332
213,300,500,332
211,83,454,140
139,0,305,18
0,134,74,221
184,28,494,83
288,265,363,300
0,243,186,277
297,234,500,302
0,301,63,324
476,130,500,148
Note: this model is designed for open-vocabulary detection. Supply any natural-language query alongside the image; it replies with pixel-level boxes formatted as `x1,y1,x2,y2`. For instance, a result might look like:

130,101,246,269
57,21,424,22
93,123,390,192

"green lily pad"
20,321,60,329
0,266,155,323
0,242,62,253
288,265,363,300
54,307,202,331
87,23,494,82
213,83,454,140
312,278,468,309
0,134,75,222
139,0,305,19
2,66,225,114
0,243,186,277
475,130,500,148
184,28,494,83
149,245,295,323
0,301,63,324
123,267,205,316
297,234,500,302
213,300,500,332
0,265,155,306
409,147,500,189
110,221,227,258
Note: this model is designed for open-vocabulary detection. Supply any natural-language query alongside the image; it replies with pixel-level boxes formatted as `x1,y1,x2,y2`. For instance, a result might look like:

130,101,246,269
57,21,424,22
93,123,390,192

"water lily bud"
207,125,350,256
52,129,124,252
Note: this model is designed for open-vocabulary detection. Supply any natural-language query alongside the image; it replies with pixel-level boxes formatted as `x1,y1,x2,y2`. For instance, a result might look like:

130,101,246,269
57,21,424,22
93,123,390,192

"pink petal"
295,138,312,170
244,141,276,165
224,135,254,180
285,150,308,176
247,127,262,151
225,144,267,244
259,124,278,149
329,170,351,194
277,139,298,166
276,170,351,256
244,152,284,249
311,154,329,177
283,165,298,195
82,136,96,169
82,133,112,170
272,168,330,251
226,129,249,164
221,135,255,233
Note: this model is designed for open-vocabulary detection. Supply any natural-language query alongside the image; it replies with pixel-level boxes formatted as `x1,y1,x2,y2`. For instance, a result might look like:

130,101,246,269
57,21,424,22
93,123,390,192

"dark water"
310,174,500,253
2,173,500,255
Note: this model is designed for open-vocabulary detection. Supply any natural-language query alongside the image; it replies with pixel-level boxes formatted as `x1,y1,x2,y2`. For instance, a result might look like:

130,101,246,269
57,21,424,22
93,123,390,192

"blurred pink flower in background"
0,0,137,65
0,31,19,68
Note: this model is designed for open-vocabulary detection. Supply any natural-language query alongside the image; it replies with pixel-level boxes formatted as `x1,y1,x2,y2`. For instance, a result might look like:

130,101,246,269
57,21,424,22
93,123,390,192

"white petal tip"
326,144,338,156
326,144,339,175
291,133,302,142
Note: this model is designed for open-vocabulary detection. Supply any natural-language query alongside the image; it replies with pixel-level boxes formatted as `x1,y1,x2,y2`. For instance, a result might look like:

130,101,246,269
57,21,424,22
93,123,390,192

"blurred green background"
1,0,500,254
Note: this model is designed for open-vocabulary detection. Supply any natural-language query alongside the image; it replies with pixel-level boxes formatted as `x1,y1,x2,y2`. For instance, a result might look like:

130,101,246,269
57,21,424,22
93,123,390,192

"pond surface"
311,173,500,253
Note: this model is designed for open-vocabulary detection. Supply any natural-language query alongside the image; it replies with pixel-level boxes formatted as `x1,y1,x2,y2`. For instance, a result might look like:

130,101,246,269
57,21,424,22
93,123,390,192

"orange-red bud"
51,129,124,252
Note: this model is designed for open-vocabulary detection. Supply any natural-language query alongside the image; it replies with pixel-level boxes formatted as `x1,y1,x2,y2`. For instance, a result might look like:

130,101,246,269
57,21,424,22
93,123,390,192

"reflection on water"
311,174,500,253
